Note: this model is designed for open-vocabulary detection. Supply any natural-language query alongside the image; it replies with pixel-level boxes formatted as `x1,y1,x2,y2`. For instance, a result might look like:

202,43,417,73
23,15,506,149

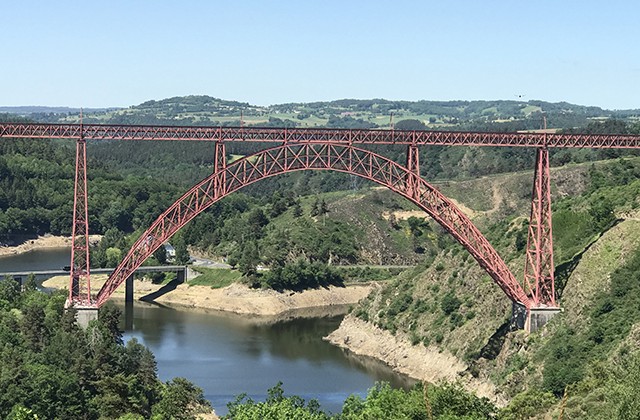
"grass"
228,154,245,163
159,272,177,285
189,266,242,288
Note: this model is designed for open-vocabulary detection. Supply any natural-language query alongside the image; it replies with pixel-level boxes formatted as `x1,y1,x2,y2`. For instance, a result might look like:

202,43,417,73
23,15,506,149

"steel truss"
5,123,639,310
524,147,556,307
2,122,640,148
68,137,92,306
96,143,532,308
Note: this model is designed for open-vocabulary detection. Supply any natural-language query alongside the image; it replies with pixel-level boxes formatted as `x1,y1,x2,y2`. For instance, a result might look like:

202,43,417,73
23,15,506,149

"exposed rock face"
325,314,505,405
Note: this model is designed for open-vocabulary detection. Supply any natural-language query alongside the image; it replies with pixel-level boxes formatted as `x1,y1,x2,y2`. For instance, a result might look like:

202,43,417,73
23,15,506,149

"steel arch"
96,143,532,308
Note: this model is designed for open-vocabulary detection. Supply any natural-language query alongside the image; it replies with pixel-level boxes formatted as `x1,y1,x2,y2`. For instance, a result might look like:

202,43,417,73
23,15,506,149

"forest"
0,280,211,419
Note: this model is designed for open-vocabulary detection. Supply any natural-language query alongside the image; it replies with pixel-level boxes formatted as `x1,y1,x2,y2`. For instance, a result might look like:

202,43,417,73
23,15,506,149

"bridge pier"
176,268,185,284
73,304,99,329
125,274,134,303
526,307,562,333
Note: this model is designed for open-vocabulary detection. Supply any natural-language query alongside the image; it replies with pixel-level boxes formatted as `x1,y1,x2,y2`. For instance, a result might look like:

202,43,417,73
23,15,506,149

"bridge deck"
2,122,640,148
0,265,187,279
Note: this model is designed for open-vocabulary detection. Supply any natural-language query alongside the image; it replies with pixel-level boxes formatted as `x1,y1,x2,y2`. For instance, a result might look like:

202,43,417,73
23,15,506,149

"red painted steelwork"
2,122,640,148
68,138,92,306
406,144,420,198
524,147,556,307
96,143,532,308
213,141,227,197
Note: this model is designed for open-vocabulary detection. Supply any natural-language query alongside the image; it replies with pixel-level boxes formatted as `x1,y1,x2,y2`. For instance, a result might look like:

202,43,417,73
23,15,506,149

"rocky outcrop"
325,314,505,405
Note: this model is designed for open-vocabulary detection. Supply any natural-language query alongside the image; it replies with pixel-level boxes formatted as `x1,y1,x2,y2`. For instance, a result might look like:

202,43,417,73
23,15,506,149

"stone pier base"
75,305,99,329
125,274,134,303
526,307,562,333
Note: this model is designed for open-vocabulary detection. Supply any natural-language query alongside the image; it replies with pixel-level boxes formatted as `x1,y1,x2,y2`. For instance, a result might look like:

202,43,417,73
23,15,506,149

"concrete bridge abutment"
67,303,99,329
512,303,562,332
526,306,562,333
64,265,189,328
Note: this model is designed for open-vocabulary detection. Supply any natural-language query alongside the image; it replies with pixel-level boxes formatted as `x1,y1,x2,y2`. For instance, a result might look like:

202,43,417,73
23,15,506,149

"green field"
189,266,243,288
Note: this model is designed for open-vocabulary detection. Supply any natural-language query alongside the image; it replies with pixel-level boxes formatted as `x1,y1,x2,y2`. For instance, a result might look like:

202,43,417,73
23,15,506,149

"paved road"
0,265,188,282
190,256,231,269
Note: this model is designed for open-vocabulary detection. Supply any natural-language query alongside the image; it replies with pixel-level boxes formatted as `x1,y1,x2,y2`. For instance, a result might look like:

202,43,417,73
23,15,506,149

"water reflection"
0,247,70,272
117,301,416,415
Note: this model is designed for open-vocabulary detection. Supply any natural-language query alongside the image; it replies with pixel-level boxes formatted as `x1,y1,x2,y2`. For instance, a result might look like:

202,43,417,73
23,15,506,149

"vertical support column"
213,141,227,198
124,301,134,331
125,274,134,303
69,135,92,306
177,268,186,284
524,146,556,308
406,143,420,199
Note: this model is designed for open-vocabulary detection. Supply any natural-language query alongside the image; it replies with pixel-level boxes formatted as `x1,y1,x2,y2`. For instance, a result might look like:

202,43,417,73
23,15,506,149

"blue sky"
1,1,639,109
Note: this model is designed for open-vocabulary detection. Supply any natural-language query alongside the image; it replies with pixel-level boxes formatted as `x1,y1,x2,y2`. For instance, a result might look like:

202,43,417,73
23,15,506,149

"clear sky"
1,1,639,109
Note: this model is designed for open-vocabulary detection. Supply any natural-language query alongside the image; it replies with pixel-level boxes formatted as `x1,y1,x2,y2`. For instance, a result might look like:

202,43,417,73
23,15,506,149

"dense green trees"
224,381,498,419
179,191,361,281
0,137,181,239
225,382,329,420
262,260,344,291
0,288,211,419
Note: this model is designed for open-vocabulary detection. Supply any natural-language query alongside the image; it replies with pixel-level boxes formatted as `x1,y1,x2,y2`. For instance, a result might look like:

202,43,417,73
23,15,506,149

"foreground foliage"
224,381,498,420
0,283,210,419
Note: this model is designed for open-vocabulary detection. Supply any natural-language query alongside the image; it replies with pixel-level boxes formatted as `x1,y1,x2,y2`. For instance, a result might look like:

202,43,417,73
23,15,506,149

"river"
1,248,416,416
0,247,71,272
118,302,415,415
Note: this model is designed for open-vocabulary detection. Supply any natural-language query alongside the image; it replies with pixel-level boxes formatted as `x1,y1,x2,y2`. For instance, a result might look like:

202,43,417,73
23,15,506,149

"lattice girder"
524,147,556,307
69,138,92,305
96,143,531,308
2,122,640,148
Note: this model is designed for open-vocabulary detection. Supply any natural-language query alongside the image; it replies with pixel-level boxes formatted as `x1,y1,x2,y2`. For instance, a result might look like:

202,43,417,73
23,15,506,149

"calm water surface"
0,247,71,272
117,302,415,416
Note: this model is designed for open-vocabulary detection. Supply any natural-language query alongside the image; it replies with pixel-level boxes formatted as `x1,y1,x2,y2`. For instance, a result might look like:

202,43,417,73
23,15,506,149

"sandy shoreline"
42,274,377,318
155,282,376,317
0,234,102,257
325,315,505,406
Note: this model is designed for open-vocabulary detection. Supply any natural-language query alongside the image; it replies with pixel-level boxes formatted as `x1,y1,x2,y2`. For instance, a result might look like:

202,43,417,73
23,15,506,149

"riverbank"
155,282,377,317
42,275,377,318
0,234,102,257
43,273,500,404
325,315,505,406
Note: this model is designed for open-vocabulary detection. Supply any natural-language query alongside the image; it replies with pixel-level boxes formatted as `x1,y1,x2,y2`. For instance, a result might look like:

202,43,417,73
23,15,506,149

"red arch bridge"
2,122,640,329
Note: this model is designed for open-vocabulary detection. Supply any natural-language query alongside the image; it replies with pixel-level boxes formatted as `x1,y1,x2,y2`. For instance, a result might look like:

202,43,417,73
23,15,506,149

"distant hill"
0,106,117,116
9,95,640,131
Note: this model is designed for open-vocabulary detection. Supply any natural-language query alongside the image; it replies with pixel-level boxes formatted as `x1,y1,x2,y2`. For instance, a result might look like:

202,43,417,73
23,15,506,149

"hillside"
23,95,640,130
327,156,640,417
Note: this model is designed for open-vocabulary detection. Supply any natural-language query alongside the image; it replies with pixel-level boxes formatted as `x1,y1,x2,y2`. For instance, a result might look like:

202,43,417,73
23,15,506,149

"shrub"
440,292,462,315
